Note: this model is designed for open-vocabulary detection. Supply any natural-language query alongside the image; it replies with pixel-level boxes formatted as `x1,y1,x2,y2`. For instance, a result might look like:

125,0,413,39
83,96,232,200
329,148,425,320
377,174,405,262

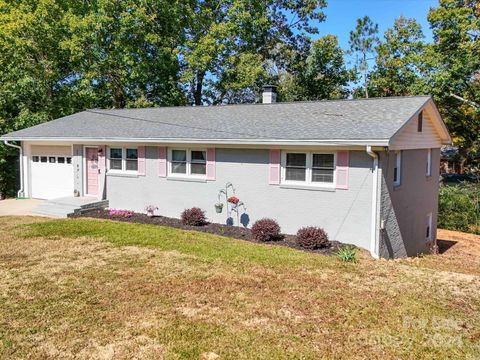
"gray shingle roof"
1,96,431,143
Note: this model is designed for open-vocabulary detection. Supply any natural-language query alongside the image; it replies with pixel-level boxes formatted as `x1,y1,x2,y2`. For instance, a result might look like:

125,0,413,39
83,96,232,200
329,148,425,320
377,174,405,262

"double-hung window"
426,149,432,177
282,152,335,186
426,213,433,241
169,149,206,177
393,150,402,187
108,147,138,173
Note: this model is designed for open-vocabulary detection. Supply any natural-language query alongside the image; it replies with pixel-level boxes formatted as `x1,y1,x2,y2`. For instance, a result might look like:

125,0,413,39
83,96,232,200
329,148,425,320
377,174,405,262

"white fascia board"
4,137,390,147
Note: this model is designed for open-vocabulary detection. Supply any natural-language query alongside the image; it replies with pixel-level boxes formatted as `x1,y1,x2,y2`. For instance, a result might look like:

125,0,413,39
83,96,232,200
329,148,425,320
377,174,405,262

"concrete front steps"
32,197,108,218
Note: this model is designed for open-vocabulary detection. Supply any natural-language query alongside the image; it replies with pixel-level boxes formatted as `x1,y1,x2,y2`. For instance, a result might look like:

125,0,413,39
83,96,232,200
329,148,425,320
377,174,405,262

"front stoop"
32,197,109,218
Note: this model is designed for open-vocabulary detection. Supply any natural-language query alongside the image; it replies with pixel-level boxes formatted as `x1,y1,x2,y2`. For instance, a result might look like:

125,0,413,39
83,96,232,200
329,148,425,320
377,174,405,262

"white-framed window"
108,147,138,173
168,148,207,177
281,151,335,186
426,212,433,241
426,148,432,177
393,150,402,187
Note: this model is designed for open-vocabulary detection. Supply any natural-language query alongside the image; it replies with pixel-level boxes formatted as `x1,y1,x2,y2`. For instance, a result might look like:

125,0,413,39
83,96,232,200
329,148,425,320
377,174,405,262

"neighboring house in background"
1,88,451,258
440,146,459,174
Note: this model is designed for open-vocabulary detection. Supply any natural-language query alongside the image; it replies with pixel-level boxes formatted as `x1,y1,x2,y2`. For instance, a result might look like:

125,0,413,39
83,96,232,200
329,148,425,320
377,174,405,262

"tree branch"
449,93,480,109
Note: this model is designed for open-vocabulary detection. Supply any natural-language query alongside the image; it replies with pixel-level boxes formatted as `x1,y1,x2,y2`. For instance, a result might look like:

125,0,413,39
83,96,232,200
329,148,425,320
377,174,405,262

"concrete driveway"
0,198,44,216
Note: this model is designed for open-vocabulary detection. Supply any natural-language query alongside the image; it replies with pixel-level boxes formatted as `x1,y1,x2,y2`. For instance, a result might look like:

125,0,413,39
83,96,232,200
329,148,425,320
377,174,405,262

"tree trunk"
110,74,125,108
193,71,204,106
363,52,369,99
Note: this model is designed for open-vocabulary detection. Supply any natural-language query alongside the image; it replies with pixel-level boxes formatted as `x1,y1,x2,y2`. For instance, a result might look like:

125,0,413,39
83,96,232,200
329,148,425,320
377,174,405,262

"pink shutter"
137,146,145,176
336,151,349,189
269,149,281,185
158,146,167,177
206,148,216,180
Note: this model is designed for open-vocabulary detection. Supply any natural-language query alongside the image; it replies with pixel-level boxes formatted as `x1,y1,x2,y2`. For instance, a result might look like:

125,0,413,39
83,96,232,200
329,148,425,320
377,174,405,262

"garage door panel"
30,151,73,199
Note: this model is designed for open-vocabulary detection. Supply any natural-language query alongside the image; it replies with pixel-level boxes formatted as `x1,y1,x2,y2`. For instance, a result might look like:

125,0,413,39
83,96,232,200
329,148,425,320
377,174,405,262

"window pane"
312,169,334,183
172,162,186,174
66,157,72,164
110,159,122,170
58,157,65,164
110,148,122,159
126,148,137,159
191,163,206,175
286,153,306,167
49,157,56,163
32,156,39,162
191,150,206,163
313,154,334,168
172,150,186,162
126,160,138,171
40,156,47,163
286,167,306,181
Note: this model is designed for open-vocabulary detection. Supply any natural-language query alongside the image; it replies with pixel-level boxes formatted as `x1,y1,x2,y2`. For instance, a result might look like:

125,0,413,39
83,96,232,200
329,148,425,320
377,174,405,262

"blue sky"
316,0,438,49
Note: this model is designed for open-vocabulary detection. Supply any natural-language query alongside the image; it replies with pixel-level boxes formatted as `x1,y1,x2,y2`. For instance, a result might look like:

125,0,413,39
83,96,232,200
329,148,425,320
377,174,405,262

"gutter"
366,145,379,258
3,141,24,198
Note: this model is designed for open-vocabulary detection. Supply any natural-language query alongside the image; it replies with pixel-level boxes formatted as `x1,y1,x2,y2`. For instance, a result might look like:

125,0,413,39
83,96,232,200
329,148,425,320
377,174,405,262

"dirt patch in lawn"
74,209,346,256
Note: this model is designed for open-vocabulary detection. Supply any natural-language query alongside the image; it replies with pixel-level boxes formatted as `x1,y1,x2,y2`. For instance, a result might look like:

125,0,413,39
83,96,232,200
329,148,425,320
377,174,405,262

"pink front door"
86,148,99,196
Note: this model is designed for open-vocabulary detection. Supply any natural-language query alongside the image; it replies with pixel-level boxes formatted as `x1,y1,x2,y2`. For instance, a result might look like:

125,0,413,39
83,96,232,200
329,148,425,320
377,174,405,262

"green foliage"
348,16,379,98
335,246,358,263
438,183,480,234
425,0,480,171
369,16,427,97
180,0,327,105
278,35,352,101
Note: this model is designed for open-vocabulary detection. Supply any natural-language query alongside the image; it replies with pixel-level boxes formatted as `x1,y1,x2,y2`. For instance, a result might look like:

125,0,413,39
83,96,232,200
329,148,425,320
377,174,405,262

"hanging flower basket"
215,203,224,213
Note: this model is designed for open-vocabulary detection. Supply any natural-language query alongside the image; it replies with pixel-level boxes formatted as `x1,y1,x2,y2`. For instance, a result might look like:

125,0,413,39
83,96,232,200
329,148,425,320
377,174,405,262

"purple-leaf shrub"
251,218,281,242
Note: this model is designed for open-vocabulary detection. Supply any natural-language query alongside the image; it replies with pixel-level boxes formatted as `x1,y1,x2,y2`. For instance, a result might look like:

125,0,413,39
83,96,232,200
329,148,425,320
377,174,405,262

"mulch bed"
72,209,346,256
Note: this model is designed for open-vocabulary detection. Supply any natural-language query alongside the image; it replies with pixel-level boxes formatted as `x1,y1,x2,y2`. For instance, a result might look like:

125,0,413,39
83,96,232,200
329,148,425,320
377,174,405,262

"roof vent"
262,85,277,104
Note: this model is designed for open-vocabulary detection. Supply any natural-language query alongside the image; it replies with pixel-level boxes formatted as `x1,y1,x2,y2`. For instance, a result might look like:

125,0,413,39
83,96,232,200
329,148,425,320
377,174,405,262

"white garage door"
30,149,74,199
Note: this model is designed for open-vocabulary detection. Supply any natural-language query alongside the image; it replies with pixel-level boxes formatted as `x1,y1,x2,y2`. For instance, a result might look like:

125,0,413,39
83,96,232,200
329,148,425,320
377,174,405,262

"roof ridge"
88,95,432,112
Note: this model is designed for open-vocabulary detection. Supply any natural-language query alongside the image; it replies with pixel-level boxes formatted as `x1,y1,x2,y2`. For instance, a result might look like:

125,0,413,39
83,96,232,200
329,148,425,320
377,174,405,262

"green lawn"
1,217,479,359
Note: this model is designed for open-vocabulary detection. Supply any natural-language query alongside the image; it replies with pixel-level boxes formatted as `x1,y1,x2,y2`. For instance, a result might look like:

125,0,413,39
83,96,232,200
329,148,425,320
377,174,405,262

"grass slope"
0,217,479,359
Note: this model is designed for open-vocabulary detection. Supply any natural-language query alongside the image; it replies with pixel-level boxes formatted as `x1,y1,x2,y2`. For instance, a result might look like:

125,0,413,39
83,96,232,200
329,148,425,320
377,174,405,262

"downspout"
3,141,24,198
366,145,379,258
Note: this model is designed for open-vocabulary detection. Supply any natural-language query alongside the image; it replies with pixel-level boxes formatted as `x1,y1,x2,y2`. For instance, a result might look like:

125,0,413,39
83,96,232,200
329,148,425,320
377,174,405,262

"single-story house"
1,88,451,258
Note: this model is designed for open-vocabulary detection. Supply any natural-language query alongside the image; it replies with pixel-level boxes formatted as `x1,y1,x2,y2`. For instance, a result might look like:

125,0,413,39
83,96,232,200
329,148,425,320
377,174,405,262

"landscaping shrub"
181,207,207,226
296,226,329,249
438,182,480,234
335,246,358,263
251,218,281,242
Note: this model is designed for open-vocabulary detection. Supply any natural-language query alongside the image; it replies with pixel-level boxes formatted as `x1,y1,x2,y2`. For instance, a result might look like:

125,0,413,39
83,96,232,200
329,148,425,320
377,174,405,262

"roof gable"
389,99,451,150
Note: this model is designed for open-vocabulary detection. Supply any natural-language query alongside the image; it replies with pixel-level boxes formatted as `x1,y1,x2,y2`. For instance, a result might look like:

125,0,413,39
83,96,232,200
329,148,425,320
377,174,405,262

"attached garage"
30,146,73,199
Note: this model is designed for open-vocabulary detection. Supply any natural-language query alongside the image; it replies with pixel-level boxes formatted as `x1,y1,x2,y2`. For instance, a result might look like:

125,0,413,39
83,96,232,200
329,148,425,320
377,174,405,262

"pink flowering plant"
227,196,240,204
109,209,134,218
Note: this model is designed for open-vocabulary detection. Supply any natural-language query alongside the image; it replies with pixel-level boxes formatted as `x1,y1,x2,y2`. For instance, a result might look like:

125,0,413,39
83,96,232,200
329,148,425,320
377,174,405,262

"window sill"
107,172,139,178
280,184,336,192
166,176,207,183
393,184,402,191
